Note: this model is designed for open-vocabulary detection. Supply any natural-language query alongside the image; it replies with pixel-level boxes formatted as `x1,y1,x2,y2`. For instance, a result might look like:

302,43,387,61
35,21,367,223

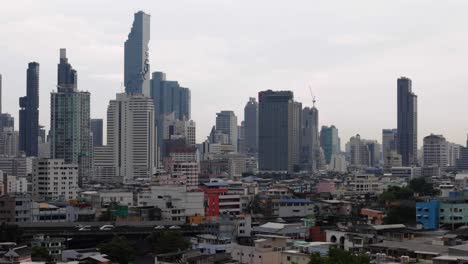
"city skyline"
2,1,468,146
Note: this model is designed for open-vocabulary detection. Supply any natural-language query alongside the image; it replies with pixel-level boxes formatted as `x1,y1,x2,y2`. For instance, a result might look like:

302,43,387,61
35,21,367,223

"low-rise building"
32,159,78,201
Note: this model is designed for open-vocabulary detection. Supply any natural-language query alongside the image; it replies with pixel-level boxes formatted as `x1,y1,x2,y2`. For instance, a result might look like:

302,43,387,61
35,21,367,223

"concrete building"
161,112,196,145
320,125,340,164
231,235,288,264
397,77,418,166
329,153,347,173
165,147,200,188
278,198,316,218
349,134,370,168
50,49,91,184
0,128,19,157
244,97,258,154
138,185,204,223
19,62,40,157
0,156,33,178
447,142,462,168
382,128,399,168
90,119,103,147
124,11,150,95
216,111,238,153
423,134,447,171
92,146,115,183
32,159,78,201
106,93,157,183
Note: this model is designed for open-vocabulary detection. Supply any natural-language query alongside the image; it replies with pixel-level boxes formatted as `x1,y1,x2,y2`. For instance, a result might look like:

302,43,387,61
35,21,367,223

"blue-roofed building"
279,198,316,218
416,200,439,229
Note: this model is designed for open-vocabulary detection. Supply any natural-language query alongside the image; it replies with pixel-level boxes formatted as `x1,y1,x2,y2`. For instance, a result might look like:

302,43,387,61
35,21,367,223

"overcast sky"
1,0,468,147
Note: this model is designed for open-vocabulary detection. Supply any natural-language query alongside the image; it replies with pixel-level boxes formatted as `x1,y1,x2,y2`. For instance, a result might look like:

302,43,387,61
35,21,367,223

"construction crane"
308,85,316,107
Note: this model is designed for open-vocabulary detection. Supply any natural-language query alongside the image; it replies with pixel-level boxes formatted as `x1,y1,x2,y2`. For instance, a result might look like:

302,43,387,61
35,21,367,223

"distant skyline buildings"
90,119,103,148
124,11,151,95
19,62,39,157
258,90,296,172
215,111,238,153
397,77,418,166
320,125,340,164
50,49,91,185
244,97,258,154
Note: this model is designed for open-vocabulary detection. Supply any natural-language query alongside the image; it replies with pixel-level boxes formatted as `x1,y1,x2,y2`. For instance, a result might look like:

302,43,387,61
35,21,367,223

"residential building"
124,11,150,96
138,185,204,223
382,128,399,168
106,93,157,183
231,235,288,264
32,159,78,200
0,128,19,157
244,97,258,154
423,134,447,171
278,198,316,218
329,153,347,173
447,142,462,168
397,77,418,166
50,49,91,185
19,62,39,157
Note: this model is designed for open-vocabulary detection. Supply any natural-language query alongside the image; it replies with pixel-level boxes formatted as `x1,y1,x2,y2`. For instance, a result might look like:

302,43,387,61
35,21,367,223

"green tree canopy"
31,246,51,262
409,177,440,196
98,236,135,264
147,231,190,255
379,186,413,204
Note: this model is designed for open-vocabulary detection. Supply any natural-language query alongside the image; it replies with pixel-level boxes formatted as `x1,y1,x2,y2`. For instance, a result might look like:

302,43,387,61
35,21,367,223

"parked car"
78,226,91,231
154,225,165,230
169,225,181,230
99,225,115,231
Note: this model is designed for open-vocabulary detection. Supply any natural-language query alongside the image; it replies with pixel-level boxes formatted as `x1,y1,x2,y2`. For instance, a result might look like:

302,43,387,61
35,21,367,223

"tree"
0,223,23,242
379,186,413,205
147,231,190,254
409,178,440,196
383,205,416,224
98,236,135,264
31,246,51,262
309,248,370,264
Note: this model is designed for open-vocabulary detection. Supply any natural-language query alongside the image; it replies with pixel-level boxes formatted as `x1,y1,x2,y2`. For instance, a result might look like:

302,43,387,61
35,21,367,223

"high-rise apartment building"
301,104,323,171
423,134,447,171
348,135,380,168
258,90,298,172
244,98,258,154
32,159,78,201
50,49,91,185
90,119,103,147
397,77,418,166
19,62,39,157
105,93,157,183
320,125,340,164
216,111,238,153
124,11,150,95
447,142,462,168
382,129,398,167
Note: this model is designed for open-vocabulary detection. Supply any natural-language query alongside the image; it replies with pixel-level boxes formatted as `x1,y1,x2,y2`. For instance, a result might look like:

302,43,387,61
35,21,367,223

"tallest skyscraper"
397,77,418,166
124,11,150,95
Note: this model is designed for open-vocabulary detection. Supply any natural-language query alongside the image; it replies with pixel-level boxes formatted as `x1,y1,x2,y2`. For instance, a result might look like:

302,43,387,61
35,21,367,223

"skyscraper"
19,62,39,157
106,93,157,183
320,125,340,164
124,11,150,95
90,119,103,147
258,90,296,172
215,111,238,152
301,104,320,171
382,128,399,167
397,77,418,166
50,49,91,185
244,97,258,154
150,71,191,158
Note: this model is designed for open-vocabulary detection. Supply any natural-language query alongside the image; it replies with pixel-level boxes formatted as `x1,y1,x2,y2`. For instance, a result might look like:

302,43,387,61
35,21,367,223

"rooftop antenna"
308,85,316,107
